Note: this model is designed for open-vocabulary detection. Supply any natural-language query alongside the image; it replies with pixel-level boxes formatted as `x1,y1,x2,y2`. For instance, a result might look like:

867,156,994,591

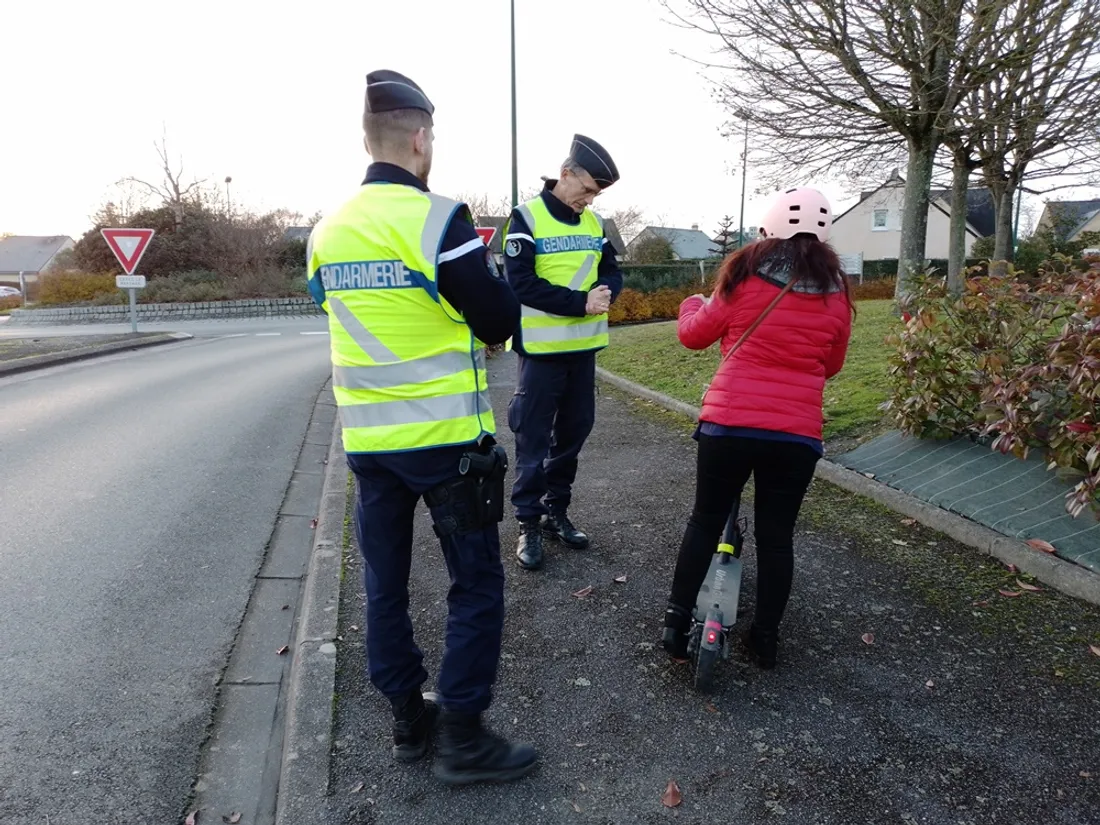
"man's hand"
586,285,611,315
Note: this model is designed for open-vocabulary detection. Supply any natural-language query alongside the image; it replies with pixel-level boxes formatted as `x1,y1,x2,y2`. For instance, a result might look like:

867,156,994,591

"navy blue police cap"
364,69,434,116
568,134,619,188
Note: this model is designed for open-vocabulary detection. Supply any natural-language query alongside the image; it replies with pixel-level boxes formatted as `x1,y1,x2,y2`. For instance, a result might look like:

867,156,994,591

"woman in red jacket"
660,187,854,669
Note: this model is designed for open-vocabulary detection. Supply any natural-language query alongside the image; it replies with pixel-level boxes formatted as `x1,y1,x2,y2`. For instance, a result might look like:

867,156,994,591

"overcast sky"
2,0,1096,242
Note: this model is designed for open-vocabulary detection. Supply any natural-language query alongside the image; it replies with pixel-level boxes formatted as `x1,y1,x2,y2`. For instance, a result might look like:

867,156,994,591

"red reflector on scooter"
706,630,718,645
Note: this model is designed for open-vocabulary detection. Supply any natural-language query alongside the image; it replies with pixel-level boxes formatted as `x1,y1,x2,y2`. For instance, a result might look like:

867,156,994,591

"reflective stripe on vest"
515,198,609,355
308,184,495,453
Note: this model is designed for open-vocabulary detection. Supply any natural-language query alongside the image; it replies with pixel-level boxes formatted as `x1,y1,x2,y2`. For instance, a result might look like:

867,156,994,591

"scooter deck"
692,552,742,626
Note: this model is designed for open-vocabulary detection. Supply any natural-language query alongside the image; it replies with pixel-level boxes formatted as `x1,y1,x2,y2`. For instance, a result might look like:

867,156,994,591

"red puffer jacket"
678,273,853,441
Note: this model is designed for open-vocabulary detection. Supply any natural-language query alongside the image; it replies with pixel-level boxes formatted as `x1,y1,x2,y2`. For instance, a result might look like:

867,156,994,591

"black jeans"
668,435,820,631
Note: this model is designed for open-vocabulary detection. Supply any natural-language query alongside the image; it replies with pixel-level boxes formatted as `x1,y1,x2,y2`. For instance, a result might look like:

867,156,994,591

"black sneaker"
661,602,692,662
516,520,544,570
391,690,439,762
432,710,539,785
743,623,779,670
542,512,589,550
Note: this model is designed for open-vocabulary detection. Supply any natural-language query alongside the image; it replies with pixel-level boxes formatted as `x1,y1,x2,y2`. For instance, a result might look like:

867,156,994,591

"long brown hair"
713,236,856,316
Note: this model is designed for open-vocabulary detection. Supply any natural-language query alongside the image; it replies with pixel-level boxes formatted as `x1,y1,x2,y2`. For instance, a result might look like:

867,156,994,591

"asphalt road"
328,352,1100,825
0,330,331,824
0,315,328,339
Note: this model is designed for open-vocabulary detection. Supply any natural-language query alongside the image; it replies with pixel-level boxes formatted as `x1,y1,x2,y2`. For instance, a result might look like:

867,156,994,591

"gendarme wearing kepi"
306,67,538,786
501,132,625,571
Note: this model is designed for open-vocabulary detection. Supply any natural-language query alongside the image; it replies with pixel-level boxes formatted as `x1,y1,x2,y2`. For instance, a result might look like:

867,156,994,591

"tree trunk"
991,186,1016,273
894,136,938,303
946,153,972,294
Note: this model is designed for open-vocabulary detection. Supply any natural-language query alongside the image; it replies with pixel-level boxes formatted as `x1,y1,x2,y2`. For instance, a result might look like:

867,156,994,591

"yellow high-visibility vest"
508,196,608,355
307,184,494,453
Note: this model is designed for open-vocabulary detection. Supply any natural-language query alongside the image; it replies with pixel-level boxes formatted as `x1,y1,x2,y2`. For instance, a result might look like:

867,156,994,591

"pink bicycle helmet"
759,187,832,242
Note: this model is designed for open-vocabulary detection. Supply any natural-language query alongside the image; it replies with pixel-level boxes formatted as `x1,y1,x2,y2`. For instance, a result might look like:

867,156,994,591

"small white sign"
837,253,864,276
116,275,147,289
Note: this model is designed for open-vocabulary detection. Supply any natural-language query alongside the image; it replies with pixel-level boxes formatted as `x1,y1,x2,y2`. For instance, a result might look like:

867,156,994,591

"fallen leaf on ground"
1006,563,1018,573
310,518,318,529
998,589,1022,598
613,575,628,584
350,625,359,632
705,703,719,713
571,801,583,813
1055,669,1066,677
863,472,876,479
862,633,875,645
222,815,241,824
185,814,198,825
1016,579,1042,592
580,783,587,792
925,679,935,689
972,600,989,607
1090,645,1100,658
1026,538,1057,553
276,645,289,655
901,518,917,526
661,779,682,808
572,586,593,598
892,539,909,546
1081,771,1093,778
351,781,365,793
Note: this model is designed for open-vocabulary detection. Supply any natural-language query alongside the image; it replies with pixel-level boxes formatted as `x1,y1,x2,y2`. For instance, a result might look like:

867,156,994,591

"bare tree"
603,205,647,244
661,0,1031,300
970,0,1100,269
119,128,210,228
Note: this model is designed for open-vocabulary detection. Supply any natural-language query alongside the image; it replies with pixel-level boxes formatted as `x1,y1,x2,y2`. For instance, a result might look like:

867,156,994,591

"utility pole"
510,0,518,210
737,122,748,247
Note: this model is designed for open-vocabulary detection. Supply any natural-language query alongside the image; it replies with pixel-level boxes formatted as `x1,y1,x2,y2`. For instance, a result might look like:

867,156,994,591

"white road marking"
255,333,281,336
300,331,327,335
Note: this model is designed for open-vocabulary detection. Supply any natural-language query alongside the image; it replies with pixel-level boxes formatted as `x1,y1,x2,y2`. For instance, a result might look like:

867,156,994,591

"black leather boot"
391,690,439,762
542,512,589,550
432,710,539,785
515,520,544,570
661,602,692,662
743,623,779,670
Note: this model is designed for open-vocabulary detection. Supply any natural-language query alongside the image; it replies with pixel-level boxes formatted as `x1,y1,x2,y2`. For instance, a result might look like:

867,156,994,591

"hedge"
884,257,1100,518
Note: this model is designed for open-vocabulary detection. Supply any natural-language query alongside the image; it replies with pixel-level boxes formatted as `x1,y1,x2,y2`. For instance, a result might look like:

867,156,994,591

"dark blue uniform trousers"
347,448,505,715
508,352,597,521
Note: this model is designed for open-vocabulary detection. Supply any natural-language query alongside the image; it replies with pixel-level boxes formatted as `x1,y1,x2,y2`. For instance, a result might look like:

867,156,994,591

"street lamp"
737,122,748,247
225,176,233,214
510,0,518,210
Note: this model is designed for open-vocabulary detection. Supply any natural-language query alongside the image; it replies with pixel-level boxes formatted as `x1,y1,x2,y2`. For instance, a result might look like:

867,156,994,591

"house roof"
1043,199,1100,239
0,235,73,274
283,226,312,243
932,187,996,238
633,226,717,260
477,214,625,256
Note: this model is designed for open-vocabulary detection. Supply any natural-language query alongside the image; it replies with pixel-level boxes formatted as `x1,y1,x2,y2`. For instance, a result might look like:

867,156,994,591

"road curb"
0,332,193,377
275,417,347,825
595,365,1100,608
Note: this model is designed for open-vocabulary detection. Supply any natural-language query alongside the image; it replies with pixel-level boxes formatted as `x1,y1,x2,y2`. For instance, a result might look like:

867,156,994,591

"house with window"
829,171,995,270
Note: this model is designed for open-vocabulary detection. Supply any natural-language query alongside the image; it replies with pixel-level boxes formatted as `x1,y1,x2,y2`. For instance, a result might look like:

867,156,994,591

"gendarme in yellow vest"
308,184,494,454
511,196,609,355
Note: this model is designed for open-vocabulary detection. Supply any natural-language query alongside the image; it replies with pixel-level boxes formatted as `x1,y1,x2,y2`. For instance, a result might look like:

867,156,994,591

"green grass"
597,299,898,441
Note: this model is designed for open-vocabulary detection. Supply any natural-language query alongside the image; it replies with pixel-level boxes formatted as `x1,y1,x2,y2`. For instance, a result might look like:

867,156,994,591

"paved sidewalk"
323,352,1100,825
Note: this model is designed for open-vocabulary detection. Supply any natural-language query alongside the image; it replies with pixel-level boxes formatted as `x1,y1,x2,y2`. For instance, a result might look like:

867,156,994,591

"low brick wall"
7,297,323,326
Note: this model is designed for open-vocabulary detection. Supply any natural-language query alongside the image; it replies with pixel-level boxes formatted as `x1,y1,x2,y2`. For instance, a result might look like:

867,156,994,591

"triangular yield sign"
475,226,497,247
101,228,155,275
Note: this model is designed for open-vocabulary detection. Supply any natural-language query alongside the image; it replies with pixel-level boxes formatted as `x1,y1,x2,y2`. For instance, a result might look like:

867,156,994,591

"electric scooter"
685,499,749,693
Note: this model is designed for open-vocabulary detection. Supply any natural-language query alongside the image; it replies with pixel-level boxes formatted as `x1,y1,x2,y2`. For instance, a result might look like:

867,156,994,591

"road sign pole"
129,287,138,333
